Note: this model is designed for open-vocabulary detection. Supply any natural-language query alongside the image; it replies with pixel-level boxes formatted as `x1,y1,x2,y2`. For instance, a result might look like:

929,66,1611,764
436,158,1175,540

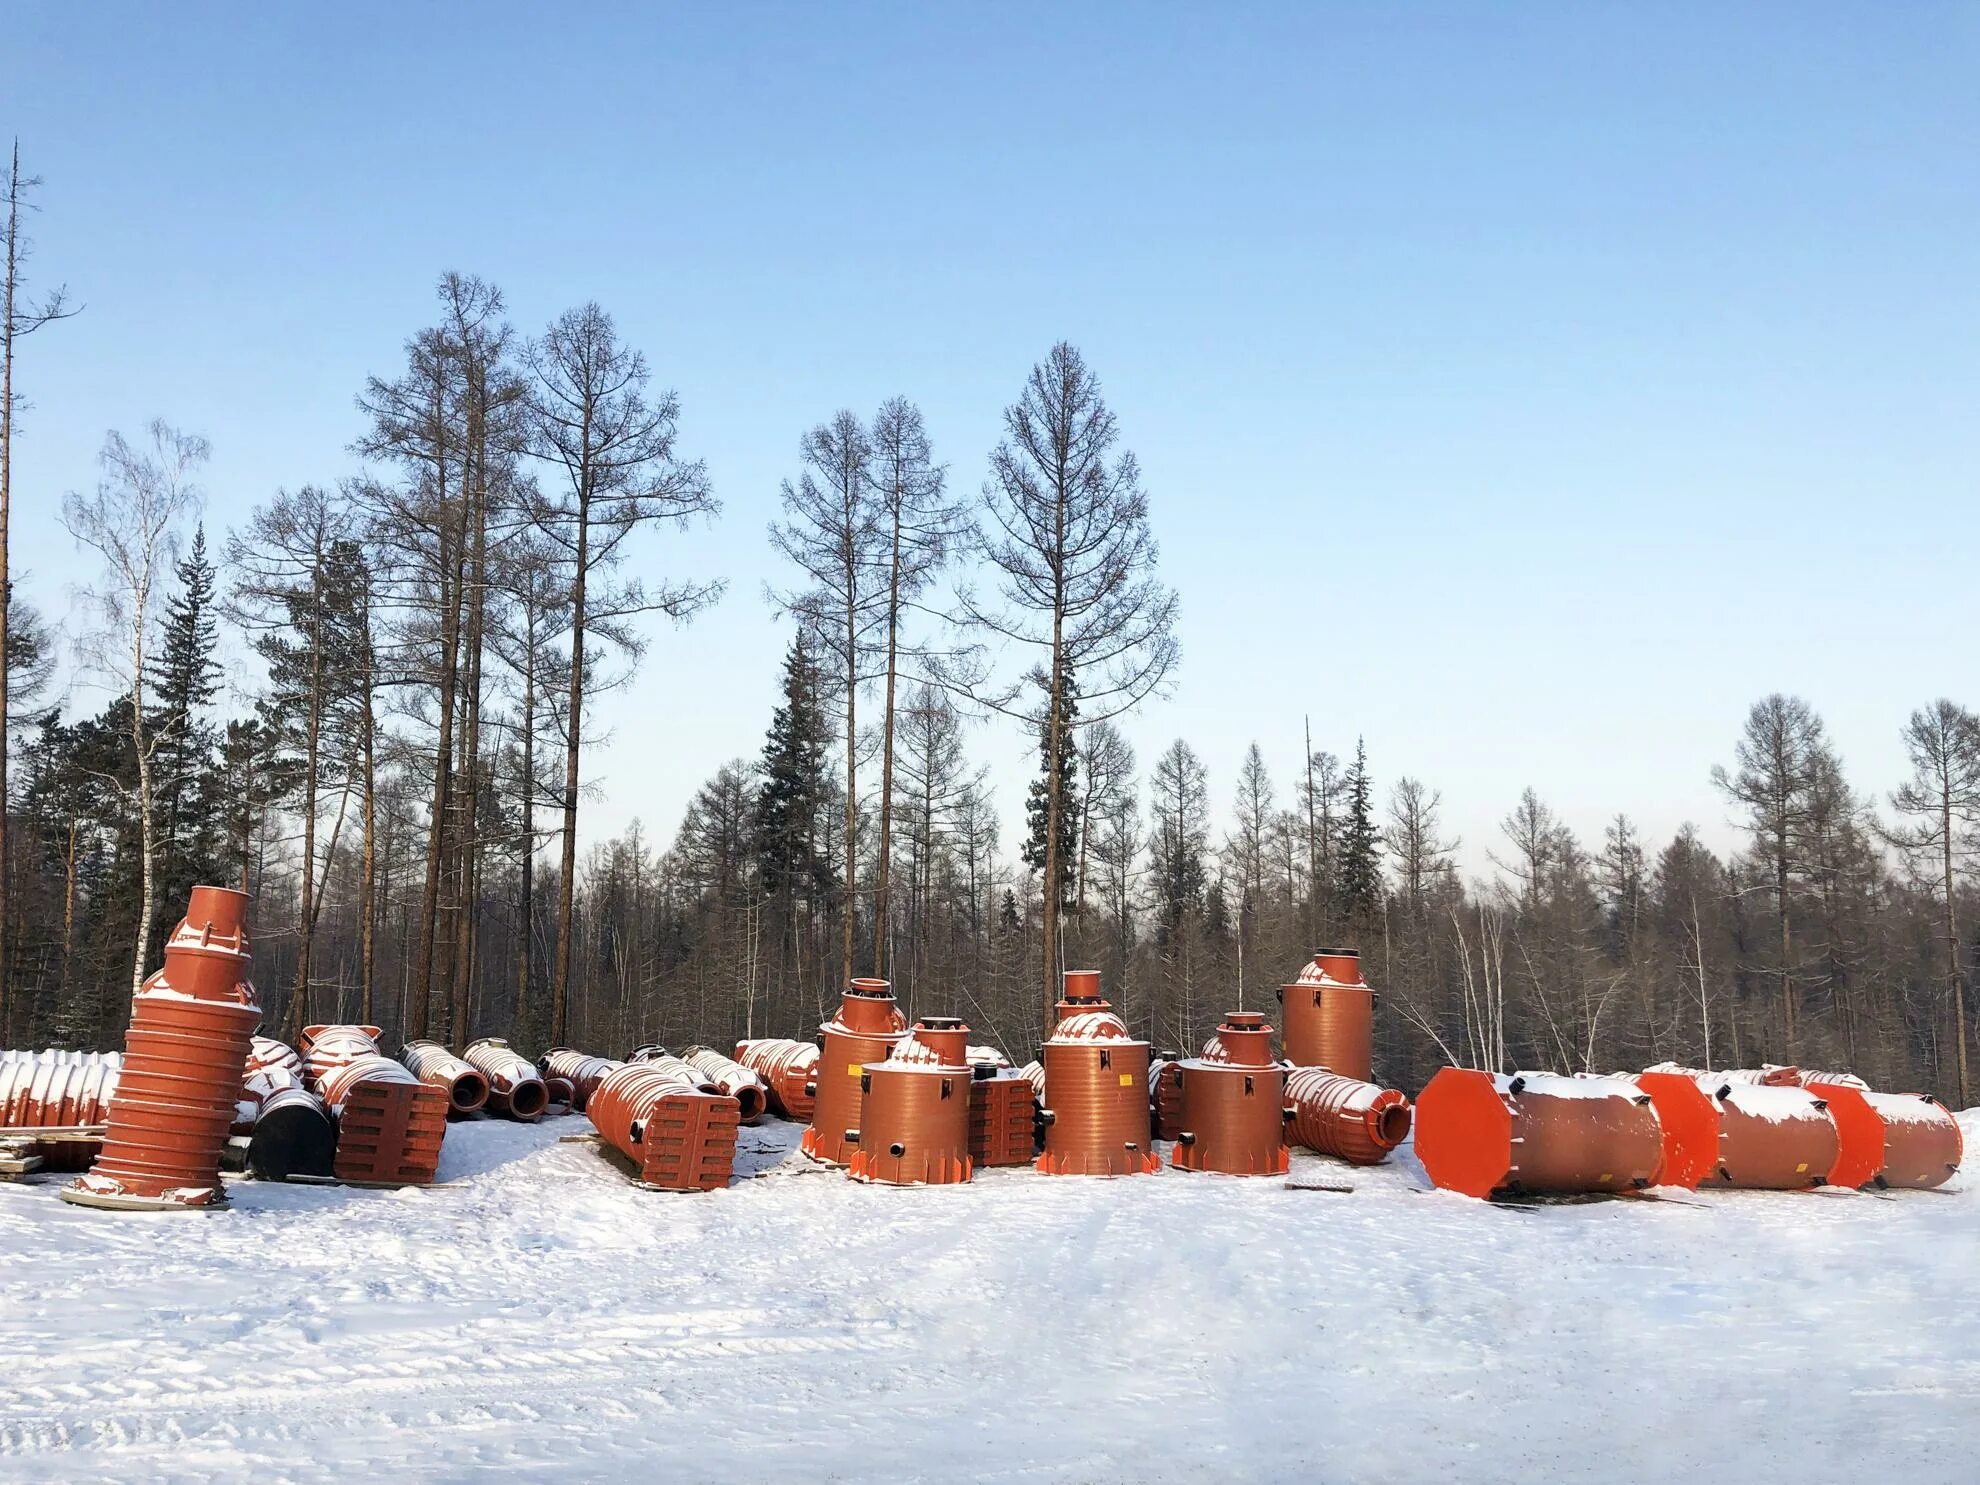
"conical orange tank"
733,1038,820,1121
537,1047,621,1112
400,1039,492,1115
803,979,908,1165
1284,1066,1411,1165
63,886,260,1211
1804,1081,1961,1190
1279,948,1374,1082
586,1060,739,1191
1036,970,1160,1177
1416,1069,1664,1199
1171,1012,1290,1177
463,1038,549,1120
848,1018,974,1186
1685,1076,1839,1189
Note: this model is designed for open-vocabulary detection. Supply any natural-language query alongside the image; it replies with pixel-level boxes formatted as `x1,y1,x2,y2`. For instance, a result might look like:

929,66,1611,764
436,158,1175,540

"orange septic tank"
1171,1011,1291,1177
463,1038,549,1121
301,1024,448,1186
537,1047,620,1113
803,978,908,1165
63,886,261,1211
1799,1079,1960,1191
1416,1068,1664,1199
1686,1075,1839,1189
586,1059,740,1191
968,1062,1038,1168
1279,948,1374,1082
1284,1066,1412,1166
847,1017,974,1186
1036,970,1160,1177
734,1038,821,1121
399,1040,491,1116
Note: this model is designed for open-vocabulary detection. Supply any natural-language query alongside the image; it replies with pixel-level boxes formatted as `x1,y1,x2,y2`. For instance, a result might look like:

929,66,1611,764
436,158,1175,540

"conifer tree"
1333,738,1382,923
756,635,833,996
1022,673,1080,914
147,525,223,938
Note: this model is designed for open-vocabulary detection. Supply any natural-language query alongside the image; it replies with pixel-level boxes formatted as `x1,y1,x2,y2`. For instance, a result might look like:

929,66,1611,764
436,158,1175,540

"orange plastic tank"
1279,948,1374,1082
586,1060,739,1191
1805,1081,1961,1190
1171,1012,1290,1177
463,1038,550,1120
1283,1066,1411,1165
63,886,260,1211
1416,1068,1663,1199
847,1018,974,1186
1148,1056,1184,1142
1036,970,1160,1177
400,1039,492,1115
803,979,908,1165
1690,1077,1839,1189
1627,1071,1721,1189
733,1038,821,1121
301,1024,448,1185
538,1047,624,1113
968,1066,1038,1167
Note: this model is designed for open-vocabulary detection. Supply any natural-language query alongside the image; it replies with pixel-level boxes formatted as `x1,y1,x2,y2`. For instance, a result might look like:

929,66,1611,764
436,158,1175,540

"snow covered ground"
2,1111,1975,1484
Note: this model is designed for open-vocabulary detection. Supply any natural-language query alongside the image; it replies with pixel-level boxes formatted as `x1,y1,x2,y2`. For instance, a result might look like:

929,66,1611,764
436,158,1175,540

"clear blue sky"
8,4,1977,878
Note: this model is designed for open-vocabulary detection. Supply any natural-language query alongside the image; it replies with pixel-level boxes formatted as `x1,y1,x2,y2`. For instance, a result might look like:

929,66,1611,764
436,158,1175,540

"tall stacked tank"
1170,1011,1290,1176
1035,970,1159,1177
803,978,908,1165
1279,948,1375,1082
847,1017,974,1186
62,886,261,1211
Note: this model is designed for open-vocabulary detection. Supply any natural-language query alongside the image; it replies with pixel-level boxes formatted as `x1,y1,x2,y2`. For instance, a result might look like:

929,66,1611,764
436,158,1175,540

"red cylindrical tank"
1279,948,1374,1082
463,1038,550,1120
733,1038,820,1122
1805,1081,1961,1190
1416,1069,1664,1199
1020,1059,1046,1100
848,1018,974,1186
1284,1066,1411,1165
803,979,908,1165
300,1024,447,1185
538,1047,624,1113
1,1049,122,1128
1036,972,1160,1177
400,1039,492,1115
680,1046,770,1124
1171,1012,1290,1177
587,1061,740,1191
63,886,260,1211
1691,1077,1839,1189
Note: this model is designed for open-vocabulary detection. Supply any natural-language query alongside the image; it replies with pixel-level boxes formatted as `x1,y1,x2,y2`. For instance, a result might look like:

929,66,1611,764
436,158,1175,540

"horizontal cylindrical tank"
1,1049,121,1128
1805,1080,1961,1190
1019,1060,1046,1101
1279,948,1374,1082
300,1024,447,1185
1035,972,1159,1177
803,979,908,1166
1148,1057,1184,1142
1692,1078,1839,1189
1417,1068,1664,1199
680,1046,770,1124
733,1038,820,1122
538,1047,621,1112
587,1061,740,1191
400,1040,492,1115
246,1083,335,1182
463,1038,550,1121
848,1018,974,1186
1284,1066,1411,1165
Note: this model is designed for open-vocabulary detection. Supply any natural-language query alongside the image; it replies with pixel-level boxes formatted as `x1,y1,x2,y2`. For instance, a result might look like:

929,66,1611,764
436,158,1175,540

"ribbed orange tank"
463,1038,549,1120
1148,1057,1184,1142
400,1039,491,1115
1279,948,1374,1082
301,1025,448,1185
734,1038,820,1121
538,1048,621,1113
848,1018,974,1186
1283,1065,1411,1165
1171,1012,1290,1176
1417,1069,1664,1199
587,1060,739,1191
803,979,907,1165
63,886,260,1210
1036,970,1160,1177
968,1067,1037,1167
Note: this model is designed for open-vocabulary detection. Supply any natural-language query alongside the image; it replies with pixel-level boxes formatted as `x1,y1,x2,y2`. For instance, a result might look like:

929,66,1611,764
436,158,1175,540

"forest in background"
4,152,1977,1105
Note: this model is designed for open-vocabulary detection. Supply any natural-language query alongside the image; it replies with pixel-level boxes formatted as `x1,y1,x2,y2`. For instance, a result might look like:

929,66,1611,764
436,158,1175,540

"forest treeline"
3,157,1976,1104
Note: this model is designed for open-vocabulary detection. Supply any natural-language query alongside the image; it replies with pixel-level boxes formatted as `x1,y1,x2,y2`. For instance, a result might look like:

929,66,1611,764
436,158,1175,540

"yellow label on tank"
849,1064,863,1077
1599,1173,1612,1182
1796,1162,1807,1173
1119,1073,1135,1086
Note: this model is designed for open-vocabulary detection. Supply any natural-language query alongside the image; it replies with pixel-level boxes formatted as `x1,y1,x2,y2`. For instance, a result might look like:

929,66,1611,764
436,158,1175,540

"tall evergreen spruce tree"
1023,673,1080,915
146,525,223,948
756,635,834,976
1333,738,1381,924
